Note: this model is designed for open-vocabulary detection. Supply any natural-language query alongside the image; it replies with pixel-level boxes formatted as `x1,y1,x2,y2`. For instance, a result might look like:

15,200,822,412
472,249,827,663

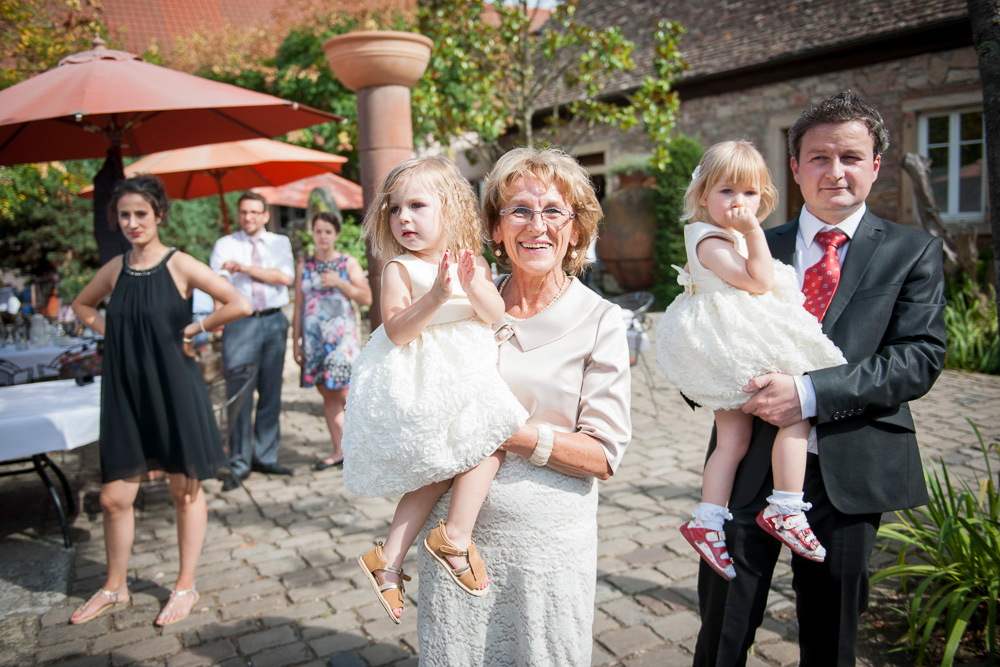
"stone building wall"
575,46,983,232
673,46,983,227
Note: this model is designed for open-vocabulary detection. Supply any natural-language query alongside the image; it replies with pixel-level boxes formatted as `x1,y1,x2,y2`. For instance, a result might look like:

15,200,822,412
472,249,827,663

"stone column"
323,31,433,328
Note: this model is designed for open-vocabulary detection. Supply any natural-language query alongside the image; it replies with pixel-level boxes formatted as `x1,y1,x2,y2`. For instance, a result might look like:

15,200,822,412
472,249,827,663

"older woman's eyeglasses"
499,206,575,229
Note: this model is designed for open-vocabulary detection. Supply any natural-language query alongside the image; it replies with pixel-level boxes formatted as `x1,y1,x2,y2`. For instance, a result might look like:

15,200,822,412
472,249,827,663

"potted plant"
597,154,658,292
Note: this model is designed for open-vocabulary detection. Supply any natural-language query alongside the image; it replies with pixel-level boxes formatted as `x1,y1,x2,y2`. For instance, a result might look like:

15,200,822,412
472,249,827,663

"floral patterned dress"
300,254,360,390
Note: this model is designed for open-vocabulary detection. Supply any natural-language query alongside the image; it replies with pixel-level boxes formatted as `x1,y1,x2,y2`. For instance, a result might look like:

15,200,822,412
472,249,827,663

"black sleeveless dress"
99,249,225,483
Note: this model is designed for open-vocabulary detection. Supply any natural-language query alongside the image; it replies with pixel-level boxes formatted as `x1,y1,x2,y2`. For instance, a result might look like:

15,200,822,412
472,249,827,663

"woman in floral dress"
293,212,372,470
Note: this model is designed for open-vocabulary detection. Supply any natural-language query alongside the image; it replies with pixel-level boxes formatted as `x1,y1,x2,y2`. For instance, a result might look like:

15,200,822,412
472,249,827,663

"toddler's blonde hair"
683,140,778,224
363,155,483,261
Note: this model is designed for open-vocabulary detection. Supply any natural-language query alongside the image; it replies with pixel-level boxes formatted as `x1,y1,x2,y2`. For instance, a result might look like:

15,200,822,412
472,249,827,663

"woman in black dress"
71,175,251,626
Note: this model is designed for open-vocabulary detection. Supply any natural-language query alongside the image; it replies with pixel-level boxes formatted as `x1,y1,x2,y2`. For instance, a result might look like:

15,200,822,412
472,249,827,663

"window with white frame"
918,109,986,220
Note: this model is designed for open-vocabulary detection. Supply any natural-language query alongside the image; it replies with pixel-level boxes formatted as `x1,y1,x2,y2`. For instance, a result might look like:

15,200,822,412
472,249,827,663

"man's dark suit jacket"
727,210,947,515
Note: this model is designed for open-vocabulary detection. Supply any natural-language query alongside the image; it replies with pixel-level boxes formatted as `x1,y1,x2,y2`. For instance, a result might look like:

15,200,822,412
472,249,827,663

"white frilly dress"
341,253,527,497
655,222,846,410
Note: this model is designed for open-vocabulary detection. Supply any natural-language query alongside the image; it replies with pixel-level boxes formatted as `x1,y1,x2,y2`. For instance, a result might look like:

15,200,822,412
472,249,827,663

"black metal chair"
0,452,76,547
609,291,659,417
0,358,33,386
37,339,102,382
205,362,264,516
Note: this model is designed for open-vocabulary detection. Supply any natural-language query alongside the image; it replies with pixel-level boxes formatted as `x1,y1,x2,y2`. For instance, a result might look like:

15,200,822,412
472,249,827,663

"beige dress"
417,277,633,666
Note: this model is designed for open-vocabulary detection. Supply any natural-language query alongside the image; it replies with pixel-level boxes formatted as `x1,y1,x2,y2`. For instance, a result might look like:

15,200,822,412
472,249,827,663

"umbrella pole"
213,172,231,235
93,143,131,265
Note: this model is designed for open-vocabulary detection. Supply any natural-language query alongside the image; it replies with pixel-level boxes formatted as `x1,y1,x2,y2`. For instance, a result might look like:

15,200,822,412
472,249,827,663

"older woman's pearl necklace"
499,274,571,321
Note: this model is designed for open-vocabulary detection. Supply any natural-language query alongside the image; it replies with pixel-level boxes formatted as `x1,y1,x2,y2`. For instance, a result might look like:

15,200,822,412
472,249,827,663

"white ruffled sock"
766,490,811,515
692,502,732,531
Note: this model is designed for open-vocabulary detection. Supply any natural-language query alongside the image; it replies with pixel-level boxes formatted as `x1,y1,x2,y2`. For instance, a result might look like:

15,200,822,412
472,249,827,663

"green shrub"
872,420,1000,665
650,134,703,308
943,274,999,375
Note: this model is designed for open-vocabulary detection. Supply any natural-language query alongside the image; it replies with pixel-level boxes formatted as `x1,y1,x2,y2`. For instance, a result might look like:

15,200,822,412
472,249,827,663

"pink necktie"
250,239,267,312
802,229,848,322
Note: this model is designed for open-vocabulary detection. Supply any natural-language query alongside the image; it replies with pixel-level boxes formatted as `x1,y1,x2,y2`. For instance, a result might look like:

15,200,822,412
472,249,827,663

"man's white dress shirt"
210,230,294,310
790,204,867,453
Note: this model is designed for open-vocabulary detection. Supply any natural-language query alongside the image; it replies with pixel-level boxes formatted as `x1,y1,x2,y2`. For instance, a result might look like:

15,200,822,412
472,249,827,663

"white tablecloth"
0,378,100,459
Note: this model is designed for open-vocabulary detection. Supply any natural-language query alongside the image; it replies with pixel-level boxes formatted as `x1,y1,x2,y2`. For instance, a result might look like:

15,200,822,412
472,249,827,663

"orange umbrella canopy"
77,138,349,234
79,139,348,199
0,41,341,166
253,172,363,210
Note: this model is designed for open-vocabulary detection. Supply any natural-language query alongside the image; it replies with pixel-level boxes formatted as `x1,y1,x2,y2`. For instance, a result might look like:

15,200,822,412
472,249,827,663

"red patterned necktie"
802,229,848,322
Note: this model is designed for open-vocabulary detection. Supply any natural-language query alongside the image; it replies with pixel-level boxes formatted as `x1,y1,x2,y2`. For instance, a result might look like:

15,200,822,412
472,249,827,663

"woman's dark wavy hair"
311,210,342,233
107,174,171,229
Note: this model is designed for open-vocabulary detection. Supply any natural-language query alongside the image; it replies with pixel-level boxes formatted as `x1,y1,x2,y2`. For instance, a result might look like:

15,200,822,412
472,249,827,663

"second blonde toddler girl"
655,141,846,579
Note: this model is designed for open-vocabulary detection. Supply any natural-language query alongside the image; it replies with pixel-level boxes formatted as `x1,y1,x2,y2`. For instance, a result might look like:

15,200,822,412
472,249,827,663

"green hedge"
651,134,703,308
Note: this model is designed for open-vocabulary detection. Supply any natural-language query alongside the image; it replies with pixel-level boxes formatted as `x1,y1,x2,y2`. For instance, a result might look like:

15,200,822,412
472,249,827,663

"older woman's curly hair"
482,147,601,276
363,156,483,261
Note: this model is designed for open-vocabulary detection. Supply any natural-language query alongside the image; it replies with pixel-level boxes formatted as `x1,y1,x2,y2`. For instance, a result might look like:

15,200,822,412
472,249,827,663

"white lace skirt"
655,262,847,410
418,454,598,666
342,319,527,497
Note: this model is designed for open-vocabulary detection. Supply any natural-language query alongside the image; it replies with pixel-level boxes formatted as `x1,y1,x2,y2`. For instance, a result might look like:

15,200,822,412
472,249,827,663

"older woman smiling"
416,147,632,665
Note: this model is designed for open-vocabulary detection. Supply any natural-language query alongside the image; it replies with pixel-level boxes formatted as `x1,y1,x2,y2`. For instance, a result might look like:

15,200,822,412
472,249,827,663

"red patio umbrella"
79,139,350,234
0,40,342,260
252,172,363,210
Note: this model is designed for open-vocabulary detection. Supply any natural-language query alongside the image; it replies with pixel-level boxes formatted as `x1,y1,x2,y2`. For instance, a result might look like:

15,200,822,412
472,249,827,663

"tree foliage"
188,14,419,183
0,161,101,300
0,0,111,90
415,1,683,164
651,134,703,307
632,21,686,171
0,0,247,301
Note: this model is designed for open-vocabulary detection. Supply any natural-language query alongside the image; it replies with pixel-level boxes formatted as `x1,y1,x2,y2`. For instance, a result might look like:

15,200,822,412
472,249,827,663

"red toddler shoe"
756,504,827,562
680,519,737,580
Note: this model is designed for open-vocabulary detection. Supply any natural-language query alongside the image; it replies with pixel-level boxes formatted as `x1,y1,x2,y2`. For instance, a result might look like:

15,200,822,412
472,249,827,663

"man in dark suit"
692,91,947,666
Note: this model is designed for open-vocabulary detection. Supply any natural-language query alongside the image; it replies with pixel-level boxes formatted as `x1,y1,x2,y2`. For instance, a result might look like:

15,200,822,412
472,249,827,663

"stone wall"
674,47,983,226
577,46,984,231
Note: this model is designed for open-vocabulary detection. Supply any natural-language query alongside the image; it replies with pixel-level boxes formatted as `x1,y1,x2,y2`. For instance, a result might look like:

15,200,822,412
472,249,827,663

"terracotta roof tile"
572,0,969,93
102,0,278,53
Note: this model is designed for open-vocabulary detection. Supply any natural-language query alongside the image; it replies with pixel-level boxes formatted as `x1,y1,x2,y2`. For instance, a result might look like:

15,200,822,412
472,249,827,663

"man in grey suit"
693,91,947,666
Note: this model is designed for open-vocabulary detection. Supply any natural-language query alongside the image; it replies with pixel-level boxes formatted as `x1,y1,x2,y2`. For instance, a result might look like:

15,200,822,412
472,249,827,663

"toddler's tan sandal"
423,519,490,597
358,542,410,624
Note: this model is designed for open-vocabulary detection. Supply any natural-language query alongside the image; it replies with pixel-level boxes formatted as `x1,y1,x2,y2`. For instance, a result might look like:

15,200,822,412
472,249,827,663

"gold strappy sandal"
70,584,130,624
155,587,199,627
358,542,411,624
423,519,490,597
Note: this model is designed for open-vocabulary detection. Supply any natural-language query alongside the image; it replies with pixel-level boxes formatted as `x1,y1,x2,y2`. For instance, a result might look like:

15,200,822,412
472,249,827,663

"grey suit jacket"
727,211,947,515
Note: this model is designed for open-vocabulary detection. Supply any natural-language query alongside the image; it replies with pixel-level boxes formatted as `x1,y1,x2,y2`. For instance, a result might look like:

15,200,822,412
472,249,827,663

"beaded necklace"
499,274,572,321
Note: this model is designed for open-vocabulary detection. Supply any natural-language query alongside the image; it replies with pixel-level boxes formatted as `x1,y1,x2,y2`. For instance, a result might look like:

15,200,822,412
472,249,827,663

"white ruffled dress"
341,253,528,497
655,222,846,410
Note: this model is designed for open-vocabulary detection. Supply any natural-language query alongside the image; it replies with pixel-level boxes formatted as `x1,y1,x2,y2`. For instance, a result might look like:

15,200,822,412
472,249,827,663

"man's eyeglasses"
499,206,575,229
238,209,267,217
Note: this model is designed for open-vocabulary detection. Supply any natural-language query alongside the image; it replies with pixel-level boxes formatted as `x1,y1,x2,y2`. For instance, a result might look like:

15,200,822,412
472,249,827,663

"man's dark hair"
107,173,170,229
788,90,889,160
237,191,269,211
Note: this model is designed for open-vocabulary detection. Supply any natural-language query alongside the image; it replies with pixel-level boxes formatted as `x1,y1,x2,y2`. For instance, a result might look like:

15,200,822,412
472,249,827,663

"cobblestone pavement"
2,315,998,667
